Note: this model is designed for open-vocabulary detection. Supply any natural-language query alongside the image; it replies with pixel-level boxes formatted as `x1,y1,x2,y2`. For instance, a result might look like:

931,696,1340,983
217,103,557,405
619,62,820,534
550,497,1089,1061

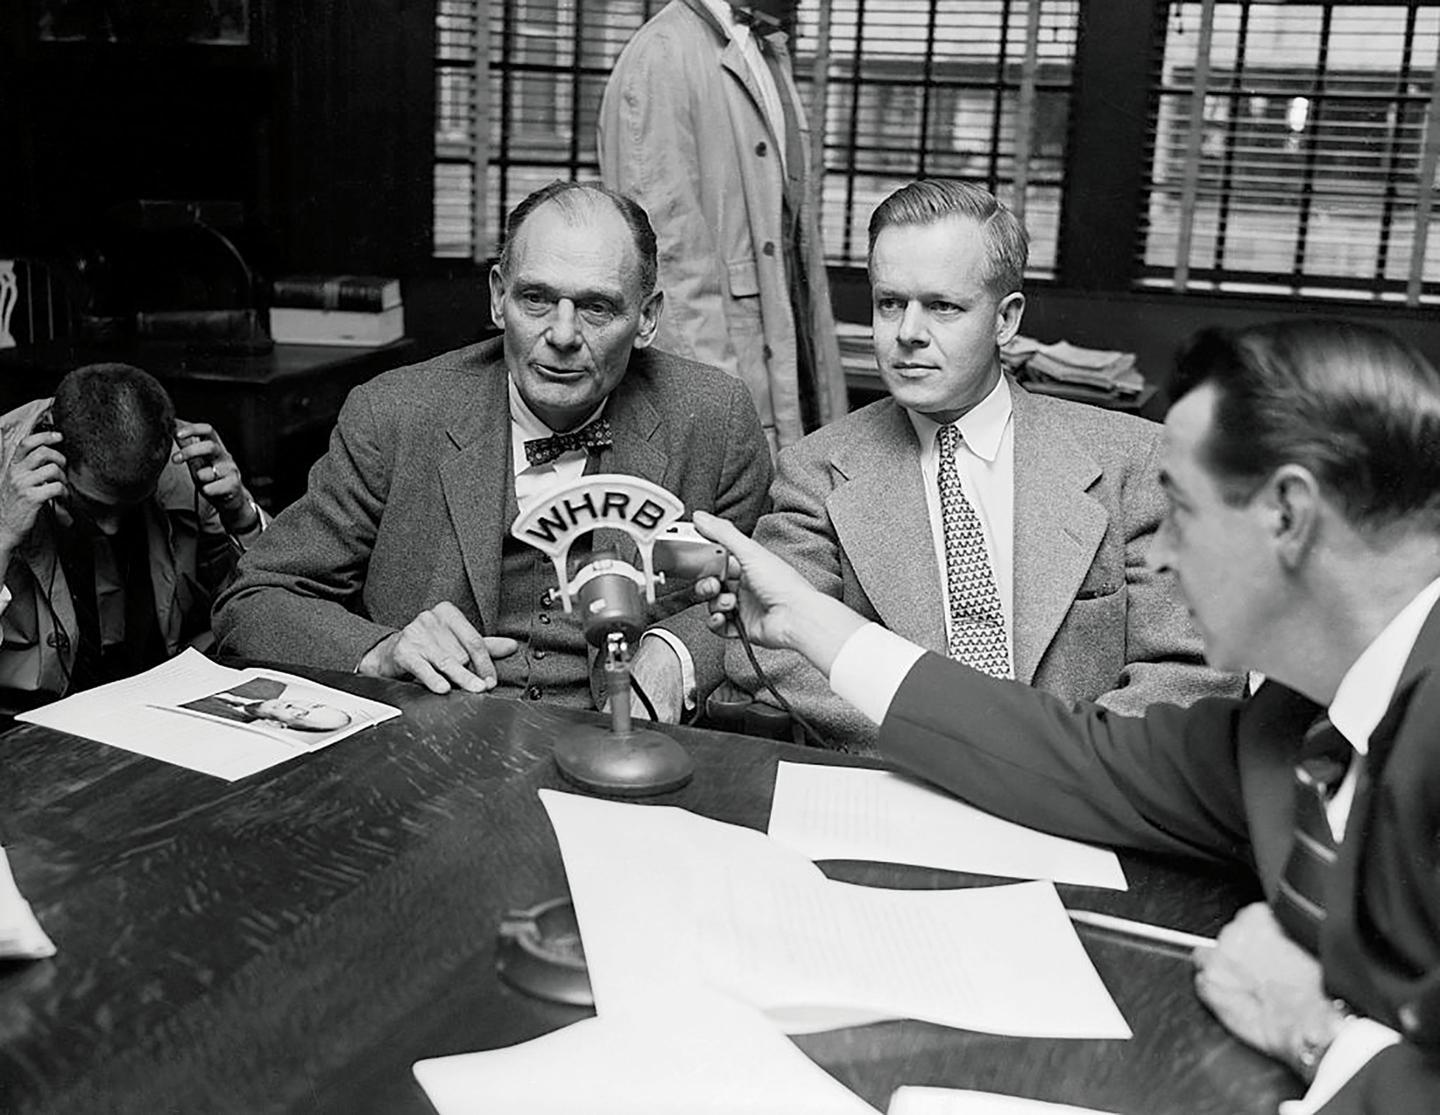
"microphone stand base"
554,725,695,798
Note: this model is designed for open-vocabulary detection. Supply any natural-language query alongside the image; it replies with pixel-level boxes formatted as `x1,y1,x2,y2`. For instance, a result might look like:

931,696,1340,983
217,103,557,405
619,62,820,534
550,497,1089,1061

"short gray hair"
497,180,658,295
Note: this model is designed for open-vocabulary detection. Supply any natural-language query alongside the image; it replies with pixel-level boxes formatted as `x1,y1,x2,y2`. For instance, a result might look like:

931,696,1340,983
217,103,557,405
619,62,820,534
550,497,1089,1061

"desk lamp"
511,475,727,797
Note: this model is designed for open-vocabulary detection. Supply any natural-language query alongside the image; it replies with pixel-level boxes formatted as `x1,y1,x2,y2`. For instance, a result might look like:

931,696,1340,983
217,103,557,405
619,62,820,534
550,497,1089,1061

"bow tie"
523,419,613,467
730,4,784,38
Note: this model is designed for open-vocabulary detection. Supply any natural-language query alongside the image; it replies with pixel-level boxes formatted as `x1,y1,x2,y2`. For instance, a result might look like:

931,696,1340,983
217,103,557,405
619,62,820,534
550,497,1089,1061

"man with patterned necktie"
693,317,1440,1114
215,181,770,720
726,179,1238,753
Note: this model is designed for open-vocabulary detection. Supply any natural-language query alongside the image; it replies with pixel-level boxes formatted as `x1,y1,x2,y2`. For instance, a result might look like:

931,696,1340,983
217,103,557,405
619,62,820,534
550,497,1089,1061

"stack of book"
268,275,405,346
835,320,878,383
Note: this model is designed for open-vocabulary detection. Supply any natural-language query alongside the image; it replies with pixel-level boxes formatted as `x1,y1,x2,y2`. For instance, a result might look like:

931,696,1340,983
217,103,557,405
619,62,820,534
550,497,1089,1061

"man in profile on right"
694,319,1440,1113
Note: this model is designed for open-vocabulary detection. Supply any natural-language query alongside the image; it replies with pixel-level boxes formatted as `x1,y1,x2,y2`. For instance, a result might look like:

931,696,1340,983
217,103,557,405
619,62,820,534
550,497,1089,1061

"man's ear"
632,289,664,350
488,265,507,332
995,291,1025,347
1267,464,1323,569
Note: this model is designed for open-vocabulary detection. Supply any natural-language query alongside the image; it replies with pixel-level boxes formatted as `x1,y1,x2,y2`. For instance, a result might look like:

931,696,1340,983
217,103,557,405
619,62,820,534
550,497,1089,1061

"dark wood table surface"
0,671,1300,1114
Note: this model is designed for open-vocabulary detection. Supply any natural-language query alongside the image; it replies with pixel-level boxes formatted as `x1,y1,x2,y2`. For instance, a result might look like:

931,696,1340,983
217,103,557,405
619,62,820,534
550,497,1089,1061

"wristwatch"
226,499,266,554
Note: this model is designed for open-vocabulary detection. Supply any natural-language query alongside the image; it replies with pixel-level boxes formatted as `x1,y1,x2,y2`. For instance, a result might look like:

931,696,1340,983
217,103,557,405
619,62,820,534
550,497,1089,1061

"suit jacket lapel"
440,352,513,629
682,0,787,163
1237,680,1324,897
1365,595,1440,776
1326,596,1440,906
829,402,948,652
1010,384,1108,684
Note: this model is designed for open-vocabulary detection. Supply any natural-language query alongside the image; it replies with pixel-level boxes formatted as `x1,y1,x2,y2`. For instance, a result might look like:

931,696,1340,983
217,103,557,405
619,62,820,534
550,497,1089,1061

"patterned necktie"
523,418,613,467
1273,715,1354,954
936,423,1010,678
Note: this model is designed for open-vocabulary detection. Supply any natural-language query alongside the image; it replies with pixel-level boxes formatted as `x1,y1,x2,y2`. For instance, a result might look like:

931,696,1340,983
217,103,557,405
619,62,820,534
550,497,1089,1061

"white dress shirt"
507,378,696,711
700,0,788,170
832,577,1440,1113
907,374,1016,672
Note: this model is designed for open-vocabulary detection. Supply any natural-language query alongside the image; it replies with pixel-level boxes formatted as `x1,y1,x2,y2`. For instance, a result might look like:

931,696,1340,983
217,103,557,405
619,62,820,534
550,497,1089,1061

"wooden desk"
0,678,1298,1114
0,339,416,510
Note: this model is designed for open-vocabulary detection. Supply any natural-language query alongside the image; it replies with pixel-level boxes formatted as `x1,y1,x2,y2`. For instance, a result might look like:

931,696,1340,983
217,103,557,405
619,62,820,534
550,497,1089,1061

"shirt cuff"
639,628,696,712
828,622,927,727
1277,1017,1402,1115
228,501,269,552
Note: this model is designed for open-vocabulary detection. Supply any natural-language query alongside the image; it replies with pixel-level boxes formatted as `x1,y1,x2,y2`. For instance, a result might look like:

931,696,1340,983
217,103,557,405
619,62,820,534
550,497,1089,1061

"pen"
1068,909,1216,951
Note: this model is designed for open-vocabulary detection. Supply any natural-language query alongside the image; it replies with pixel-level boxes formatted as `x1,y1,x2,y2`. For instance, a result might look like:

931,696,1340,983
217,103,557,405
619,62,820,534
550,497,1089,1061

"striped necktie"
1273,715,1353,954
936,423,1010,678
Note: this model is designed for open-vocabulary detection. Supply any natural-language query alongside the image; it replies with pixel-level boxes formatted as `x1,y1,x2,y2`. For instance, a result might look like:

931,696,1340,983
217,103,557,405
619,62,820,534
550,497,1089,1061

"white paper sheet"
889,1088,1119,1115
17,649,401,780
540,790,1130,1041
769,763,1126,891
413,986,880,1115
0,847,56,960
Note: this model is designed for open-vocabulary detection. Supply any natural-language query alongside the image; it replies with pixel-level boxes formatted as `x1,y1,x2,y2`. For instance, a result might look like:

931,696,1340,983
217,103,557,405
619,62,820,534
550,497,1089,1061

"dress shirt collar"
1328,574,1440,754
905,374,1013,463
507,375,607,445
507,375,610,494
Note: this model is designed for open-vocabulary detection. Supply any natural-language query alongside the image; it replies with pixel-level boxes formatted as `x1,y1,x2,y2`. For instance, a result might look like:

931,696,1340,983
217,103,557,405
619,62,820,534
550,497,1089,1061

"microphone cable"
730,610,831,751
627,671,660,722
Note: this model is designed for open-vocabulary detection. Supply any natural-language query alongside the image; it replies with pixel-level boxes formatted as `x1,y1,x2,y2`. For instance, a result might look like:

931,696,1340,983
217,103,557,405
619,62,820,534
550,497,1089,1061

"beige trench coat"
599,0,846,451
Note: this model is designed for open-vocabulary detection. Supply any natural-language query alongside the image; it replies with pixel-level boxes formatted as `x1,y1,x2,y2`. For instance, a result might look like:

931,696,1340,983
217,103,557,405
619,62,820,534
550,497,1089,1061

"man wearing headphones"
0,362,264,708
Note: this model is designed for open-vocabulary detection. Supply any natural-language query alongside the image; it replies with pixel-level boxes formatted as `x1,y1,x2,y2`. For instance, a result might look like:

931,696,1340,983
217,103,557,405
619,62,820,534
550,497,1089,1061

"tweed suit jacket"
727,380,1238,751
881,599,1440,1114
213,339,771,706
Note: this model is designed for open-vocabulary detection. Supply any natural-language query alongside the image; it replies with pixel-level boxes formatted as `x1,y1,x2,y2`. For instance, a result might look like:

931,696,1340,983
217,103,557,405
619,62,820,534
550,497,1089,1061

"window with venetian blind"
432,0,1080,276
796,0,1078,273
1140,1,1440,305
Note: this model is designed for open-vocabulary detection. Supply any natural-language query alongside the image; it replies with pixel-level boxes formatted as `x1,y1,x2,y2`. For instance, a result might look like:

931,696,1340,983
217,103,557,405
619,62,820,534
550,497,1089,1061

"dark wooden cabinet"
0,338,415,509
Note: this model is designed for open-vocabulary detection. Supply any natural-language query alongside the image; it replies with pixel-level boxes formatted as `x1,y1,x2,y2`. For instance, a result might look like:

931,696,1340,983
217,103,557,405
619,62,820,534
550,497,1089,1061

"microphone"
510,475,727,797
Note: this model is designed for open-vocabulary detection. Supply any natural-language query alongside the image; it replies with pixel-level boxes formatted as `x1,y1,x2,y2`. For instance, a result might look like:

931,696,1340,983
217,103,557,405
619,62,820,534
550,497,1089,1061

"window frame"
431,0,1438,311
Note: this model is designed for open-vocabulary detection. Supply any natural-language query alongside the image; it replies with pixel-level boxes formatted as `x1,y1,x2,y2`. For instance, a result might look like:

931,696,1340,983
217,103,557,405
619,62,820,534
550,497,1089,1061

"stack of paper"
890,1088,1120,1115
767,762,1126,890
0,847,56,960
414,788,1135,1114
414,986,880,1115
1024,340,1144,396
538,789,1130,1039
17,649,402,780
1000,334,1042,376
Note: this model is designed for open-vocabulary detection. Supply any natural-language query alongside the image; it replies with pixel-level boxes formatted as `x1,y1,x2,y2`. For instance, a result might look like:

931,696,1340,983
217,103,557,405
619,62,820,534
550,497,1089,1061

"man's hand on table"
1193,901,1349,1082
358,601,518,694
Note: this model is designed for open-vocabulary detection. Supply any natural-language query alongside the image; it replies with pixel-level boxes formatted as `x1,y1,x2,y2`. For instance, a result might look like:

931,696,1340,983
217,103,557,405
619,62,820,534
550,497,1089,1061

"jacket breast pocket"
727,257,761,299
1059,588,1128,684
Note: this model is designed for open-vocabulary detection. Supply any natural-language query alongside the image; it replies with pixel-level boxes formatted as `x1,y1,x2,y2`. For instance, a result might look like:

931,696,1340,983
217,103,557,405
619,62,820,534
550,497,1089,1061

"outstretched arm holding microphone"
691,308,1440,1115
692,510,869,679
